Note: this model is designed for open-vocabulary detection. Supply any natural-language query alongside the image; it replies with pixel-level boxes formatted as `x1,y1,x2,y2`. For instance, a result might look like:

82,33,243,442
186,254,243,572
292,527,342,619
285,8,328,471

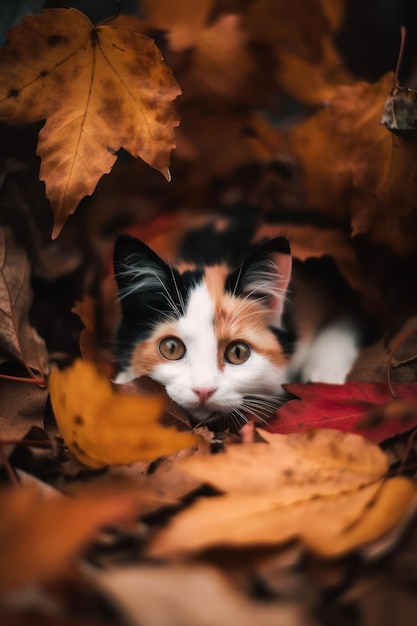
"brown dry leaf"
144,0,253,100
143,0,214,52
148,430,417,558
276,38,353,106
289,72,417,250
72,296,115,378
0,8,181,237
48,359,197,468
181,13,253,100
0,484,146,592
245,0,333,62
0,226,48,377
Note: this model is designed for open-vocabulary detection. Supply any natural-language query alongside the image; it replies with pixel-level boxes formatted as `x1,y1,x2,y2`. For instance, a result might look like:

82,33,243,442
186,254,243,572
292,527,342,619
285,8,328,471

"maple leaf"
289,72,417,251
148,429,417,558
0,8,181,238
0,226,48,377
48,359,197,468
268,381,417,442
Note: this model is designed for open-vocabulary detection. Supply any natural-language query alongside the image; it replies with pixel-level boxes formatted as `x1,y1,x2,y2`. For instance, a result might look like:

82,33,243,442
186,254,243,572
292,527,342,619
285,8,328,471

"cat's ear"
227,237,292,327
113,235,172,316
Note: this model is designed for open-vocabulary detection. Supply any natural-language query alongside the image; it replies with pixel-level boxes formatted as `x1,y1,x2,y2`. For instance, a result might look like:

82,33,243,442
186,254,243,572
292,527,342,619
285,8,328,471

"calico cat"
113,232,361,432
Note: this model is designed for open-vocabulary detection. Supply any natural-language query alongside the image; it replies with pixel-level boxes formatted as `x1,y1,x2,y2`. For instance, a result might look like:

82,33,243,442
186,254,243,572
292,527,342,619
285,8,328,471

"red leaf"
268,382,417,443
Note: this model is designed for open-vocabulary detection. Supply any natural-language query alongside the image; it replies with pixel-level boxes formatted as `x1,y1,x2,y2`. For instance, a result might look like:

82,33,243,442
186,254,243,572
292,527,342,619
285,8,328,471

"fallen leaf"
268,381,417,442
246,0,331,62
88,563,308,626
72,296,115,378
149,478,416,558
148,430,416,558
0,8,181,237
0,226,48,377
289,72,417,251
0,484,145,592
143,0,214,52
180,429,388,497
381,85,417,137
48,359,197,468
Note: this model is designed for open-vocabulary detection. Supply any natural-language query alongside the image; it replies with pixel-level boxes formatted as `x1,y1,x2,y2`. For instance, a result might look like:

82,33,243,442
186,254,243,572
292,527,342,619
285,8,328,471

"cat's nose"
192,387,217,404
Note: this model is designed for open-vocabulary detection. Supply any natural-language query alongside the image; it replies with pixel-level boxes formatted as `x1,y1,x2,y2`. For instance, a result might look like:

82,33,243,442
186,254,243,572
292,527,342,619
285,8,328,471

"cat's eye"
159,337,186,360
224,341,251,365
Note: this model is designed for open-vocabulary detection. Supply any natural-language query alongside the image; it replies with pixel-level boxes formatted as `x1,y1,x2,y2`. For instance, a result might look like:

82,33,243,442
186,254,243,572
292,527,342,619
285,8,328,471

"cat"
113,230,361,432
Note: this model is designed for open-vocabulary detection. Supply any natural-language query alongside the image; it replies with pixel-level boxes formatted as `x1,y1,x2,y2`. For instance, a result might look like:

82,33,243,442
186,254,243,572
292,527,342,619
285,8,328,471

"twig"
397,426,417,476
0,439,53,448
0,443,19,486
0,373,46,385
386,325,417,399
393,25,407,88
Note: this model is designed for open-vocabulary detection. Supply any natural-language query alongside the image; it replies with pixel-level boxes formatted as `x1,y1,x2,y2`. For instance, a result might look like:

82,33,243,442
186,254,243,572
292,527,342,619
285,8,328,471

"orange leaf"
0,485,145,592
0,8,181,237
48,359,197,468
289,72,417,251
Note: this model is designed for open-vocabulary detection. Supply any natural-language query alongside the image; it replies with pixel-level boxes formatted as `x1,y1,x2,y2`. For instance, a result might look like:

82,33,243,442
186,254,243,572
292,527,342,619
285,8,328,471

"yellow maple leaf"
48,359,197,468
0,8,181,238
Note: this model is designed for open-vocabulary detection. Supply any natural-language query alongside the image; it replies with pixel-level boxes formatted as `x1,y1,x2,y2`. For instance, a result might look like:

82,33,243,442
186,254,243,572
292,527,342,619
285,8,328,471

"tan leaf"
0,8,181,237
48,359,197,468
180,429,388,498
89,563,308,626
148,478,416,558
148,430,416,557
0,227,48,377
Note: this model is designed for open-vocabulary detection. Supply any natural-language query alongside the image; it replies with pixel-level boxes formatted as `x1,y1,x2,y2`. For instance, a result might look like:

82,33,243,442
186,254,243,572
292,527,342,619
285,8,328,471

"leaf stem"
0,373,46,385
99,1,121,26
393,26,407,88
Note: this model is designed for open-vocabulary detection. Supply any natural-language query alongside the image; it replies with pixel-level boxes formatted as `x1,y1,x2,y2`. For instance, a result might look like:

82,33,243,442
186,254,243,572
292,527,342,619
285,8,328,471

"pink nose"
192,387,217,403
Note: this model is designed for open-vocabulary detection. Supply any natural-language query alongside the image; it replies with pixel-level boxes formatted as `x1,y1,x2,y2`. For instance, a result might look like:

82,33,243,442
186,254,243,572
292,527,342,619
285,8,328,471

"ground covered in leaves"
3,0,417,625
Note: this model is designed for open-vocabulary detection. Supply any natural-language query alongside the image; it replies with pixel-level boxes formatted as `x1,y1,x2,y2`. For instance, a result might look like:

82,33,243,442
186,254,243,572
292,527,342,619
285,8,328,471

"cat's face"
114,235,293,431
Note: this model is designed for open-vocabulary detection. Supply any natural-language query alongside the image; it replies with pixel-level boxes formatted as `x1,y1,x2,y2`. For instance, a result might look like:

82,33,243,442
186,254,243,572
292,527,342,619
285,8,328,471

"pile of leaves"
2,0,417,624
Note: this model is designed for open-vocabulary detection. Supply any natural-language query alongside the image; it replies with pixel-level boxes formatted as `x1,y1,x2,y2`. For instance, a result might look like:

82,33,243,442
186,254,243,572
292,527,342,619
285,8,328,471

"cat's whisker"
168,262,186,316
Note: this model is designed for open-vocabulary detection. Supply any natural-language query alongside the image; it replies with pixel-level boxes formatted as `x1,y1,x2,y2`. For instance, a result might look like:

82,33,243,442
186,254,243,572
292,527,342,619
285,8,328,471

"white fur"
152,280,287,419
292,319,360,384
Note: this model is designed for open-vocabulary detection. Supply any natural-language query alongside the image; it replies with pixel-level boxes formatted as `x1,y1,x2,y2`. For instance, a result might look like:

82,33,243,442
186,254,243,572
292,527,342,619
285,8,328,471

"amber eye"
224,341,251,365
159,337,186,360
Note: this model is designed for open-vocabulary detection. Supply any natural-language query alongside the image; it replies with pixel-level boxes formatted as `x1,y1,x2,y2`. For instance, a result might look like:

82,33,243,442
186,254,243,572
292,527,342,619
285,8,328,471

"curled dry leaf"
148,430,417,558
48,359,197,468
0,226,48,377
0,8,181,237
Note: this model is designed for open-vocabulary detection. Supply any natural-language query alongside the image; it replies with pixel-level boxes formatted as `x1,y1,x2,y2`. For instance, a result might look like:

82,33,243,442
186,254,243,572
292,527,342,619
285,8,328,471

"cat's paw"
297,321,360,385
